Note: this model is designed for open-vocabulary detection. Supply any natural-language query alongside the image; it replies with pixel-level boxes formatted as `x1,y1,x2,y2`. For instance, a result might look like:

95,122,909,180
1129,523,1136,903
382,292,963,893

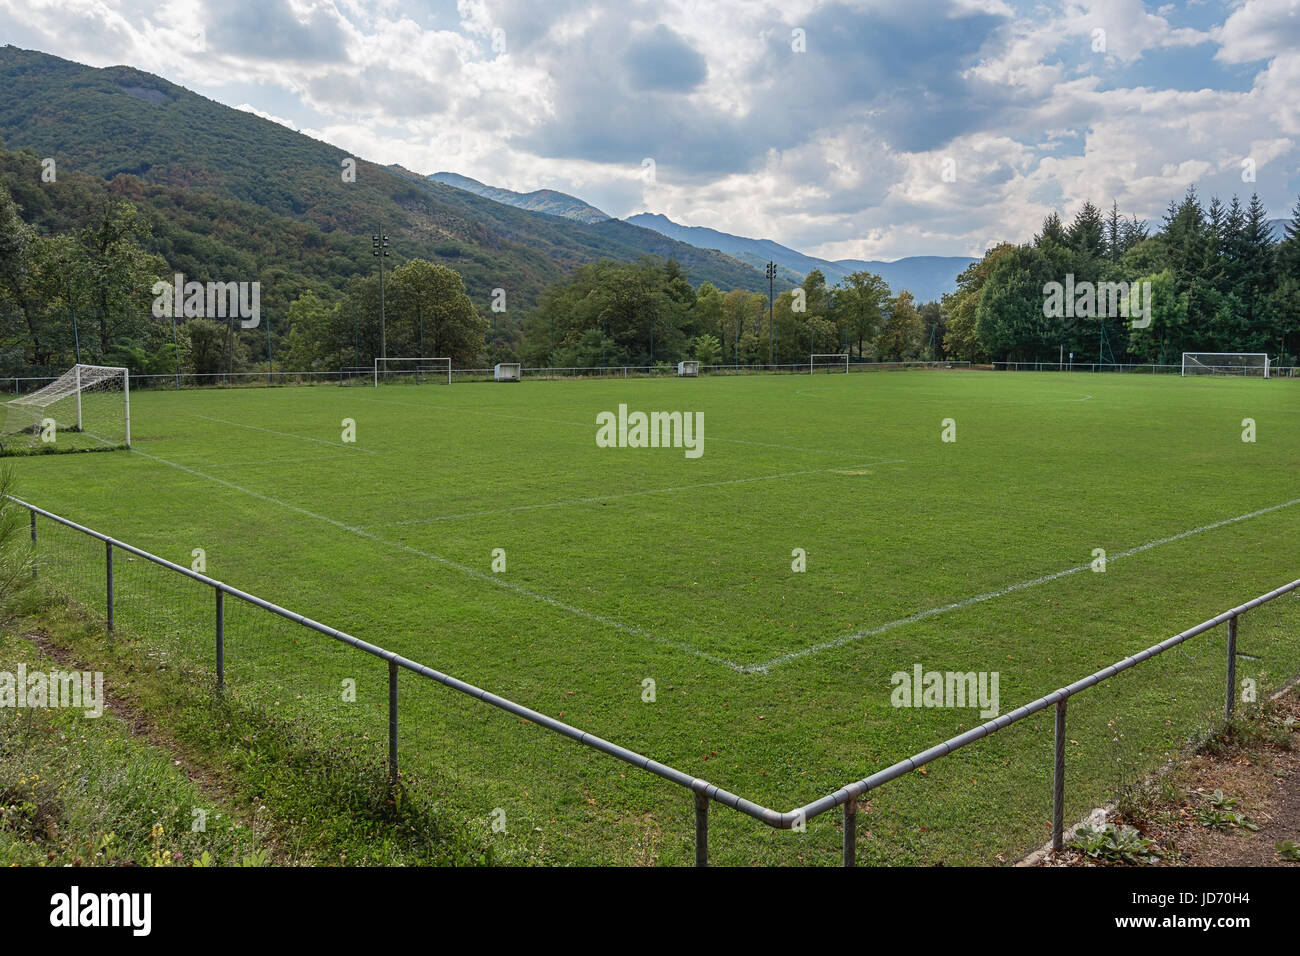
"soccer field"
12,369,1300,864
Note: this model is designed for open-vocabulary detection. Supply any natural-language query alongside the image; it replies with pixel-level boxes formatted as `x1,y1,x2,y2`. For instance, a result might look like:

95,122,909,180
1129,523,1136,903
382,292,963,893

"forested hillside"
0,46,774,374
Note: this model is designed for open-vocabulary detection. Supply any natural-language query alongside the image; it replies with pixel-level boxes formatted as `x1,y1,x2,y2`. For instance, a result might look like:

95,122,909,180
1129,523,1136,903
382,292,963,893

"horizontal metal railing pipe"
14,494,1299,841
791,576,1300,823
8,495,764,818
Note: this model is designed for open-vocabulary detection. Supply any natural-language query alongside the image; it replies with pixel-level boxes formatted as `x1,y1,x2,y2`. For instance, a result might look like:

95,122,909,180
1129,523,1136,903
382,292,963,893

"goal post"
810,353,849,373
1,364,130,453
1181,353,1270,378
373,357,452,387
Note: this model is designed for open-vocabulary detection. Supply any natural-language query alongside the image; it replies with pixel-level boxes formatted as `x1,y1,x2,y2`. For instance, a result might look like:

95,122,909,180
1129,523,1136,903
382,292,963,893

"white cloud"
234,103,299,130
0,0,1295,261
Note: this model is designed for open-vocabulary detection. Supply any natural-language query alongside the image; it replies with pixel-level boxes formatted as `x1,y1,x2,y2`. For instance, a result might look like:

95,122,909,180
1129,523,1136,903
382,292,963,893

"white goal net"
374,357,452,386
1181,353,1270,378
810,353,849,373
1,364,130,453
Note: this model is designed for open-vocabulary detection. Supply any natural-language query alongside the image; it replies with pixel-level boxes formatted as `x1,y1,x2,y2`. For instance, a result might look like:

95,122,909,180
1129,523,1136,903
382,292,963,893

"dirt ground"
1037,686,1300,867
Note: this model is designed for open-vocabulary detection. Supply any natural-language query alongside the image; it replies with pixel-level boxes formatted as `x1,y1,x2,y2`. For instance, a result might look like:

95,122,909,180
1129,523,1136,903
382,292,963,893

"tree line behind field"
1,155,1297,378
946,192,1300,365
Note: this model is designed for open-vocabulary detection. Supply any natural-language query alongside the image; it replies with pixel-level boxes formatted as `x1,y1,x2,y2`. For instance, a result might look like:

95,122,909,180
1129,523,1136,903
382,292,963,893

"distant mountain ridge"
0,45,778,308
425,170,977,301
626,213,976,303
429,171,610,224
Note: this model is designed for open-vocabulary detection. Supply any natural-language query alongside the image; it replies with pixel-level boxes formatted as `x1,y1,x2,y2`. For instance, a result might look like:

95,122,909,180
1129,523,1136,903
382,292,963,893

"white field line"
193,415,378,454
746,495,1300,674
350,394,867,459
128,447,747,671
185,454,364,468
365,459,906,528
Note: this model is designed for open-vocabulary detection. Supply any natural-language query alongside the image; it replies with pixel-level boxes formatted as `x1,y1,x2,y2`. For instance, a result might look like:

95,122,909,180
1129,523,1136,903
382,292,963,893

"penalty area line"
127,446,748,672
351,393,875,459
192,415,378,454
366,458,906,528
747,495,1300,674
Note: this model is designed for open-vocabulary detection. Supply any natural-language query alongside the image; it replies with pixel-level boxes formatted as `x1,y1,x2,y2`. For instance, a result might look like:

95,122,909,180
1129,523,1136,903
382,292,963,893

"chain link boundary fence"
14,495,1300,866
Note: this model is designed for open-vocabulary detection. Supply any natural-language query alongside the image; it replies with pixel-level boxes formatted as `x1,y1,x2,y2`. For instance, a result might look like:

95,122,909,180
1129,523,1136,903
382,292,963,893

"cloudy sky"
2,0,1297,260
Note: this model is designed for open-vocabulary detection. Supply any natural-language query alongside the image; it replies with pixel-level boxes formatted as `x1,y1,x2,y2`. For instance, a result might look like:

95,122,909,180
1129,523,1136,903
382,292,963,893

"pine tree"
1034,212,1068,247
1105,201,1123,262
1240,193,1277,333
1067,201,1106,261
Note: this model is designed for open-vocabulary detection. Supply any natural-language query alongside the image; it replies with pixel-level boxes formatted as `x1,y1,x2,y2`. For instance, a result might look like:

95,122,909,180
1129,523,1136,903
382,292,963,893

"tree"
0,184,37,364
182,318,246,376
78,200,164,358
283,290,345,370
832,270,890,359
918,301,944,359
387,259,487,365
1035,212,1068,248
1238,193,1277,333
693,281,724,352
1068,201,1106,262
975,244,1055,361
692,333,720,365
1125,270,1186,363
520,257,695,367
941,244,1011,362
721,288,763,364
1269,195,1300,361
877,290,924,360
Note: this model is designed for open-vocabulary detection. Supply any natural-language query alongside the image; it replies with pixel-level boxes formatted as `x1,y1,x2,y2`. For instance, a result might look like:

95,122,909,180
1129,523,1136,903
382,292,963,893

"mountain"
0,45,777,316
429,171,610,224
626,213,975,303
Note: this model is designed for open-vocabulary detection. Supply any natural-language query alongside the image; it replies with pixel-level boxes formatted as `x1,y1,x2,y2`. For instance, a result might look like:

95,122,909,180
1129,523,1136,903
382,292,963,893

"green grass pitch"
13,369,1300,864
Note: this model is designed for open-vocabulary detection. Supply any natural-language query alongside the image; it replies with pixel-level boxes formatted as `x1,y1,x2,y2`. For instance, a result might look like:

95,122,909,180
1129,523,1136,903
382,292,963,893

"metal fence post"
29,509,36,579
388,660,399,790
694,792,709,867
215,588,224,691
105,541,114,633
1225,615,1238,720
1052,698,1067,851
843,795,858,867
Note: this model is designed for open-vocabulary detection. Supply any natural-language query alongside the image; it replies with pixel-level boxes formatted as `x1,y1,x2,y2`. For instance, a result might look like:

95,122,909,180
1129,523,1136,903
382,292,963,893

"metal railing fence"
9,360,1300,393
993,360,1300,376
14,494,1299,865
1,361,976,394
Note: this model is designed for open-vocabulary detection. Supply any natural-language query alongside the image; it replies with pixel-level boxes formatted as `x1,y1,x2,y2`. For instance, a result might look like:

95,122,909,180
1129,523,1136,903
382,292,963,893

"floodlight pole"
169,310,180,388
374,227,390,364
766,262,777,367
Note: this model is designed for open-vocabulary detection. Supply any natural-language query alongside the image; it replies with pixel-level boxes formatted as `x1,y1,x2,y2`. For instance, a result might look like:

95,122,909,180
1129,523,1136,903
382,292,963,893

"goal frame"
373,357,452,387
2,364,130,450
810,353,849,373
1180,352,1270,379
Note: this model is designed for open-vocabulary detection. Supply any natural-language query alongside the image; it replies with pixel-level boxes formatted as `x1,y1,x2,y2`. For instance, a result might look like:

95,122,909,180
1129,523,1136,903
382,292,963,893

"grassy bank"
0,592,497,866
